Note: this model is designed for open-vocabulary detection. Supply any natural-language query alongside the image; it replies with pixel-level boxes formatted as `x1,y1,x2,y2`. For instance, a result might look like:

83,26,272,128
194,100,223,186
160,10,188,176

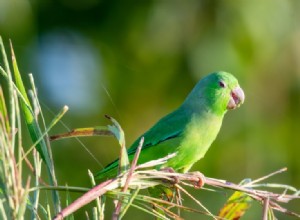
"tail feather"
94,159,119,180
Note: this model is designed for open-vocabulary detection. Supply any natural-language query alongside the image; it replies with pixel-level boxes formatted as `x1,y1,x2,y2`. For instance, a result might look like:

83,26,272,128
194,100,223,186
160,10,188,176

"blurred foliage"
1,0,300,219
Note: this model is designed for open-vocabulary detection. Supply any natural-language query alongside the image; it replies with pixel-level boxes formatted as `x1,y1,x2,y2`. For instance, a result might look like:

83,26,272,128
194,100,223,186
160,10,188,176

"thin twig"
50,156,300,220
247,167,288,186
53,179,115,220
262,197,270,220
21,148,48,186
122,137,144,192
175,184,217,220
113,137,144,219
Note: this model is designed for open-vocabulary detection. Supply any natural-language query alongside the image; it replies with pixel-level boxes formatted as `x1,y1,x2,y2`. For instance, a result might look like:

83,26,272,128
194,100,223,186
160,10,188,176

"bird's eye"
219,81,226,88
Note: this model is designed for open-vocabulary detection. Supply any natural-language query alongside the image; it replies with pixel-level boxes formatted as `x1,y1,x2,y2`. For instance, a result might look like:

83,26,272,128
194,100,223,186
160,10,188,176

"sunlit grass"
0,36,67,219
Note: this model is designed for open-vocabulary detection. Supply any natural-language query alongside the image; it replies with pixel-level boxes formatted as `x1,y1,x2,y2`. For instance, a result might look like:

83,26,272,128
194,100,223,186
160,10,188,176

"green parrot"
95,71,244,180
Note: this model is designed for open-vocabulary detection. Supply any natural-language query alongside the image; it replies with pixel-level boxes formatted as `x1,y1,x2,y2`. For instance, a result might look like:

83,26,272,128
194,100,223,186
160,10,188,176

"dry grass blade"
49,126,113,141
113,137,144,219
175,184,217,219
50,151,300,220
262,197,270,220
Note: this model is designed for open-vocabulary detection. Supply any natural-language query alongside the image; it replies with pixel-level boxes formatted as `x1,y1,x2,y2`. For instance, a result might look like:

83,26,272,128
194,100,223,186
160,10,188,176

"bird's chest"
168,113,223,171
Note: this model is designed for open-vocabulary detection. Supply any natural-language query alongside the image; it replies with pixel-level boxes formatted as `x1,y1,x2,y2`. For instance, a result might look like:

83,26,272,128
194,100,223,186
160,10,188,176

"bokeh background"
1,0,300,219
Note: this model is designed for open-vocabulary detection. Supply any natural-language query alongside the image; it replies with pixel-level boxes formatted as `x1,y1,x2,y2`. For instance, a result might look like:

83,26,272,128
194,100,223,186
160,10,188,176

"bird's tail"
94,159,119,180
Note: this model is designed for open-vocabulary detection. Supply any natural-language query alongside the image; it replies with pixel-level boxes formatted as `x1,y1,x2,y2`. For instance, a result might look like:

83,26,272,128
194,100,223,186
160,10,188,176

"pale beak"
227,86,245,110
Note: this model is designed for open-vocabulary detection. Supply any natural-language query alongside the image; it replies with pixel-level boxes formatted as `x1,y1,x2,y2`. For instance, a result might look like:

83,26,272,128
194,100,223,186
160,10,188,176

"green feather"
95,71,244,179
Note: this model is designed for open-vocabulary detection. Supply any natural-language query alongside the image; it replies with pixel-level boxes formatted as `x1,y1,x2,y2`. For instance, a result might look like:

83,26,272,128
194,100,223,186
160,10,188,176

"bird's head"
184,71,245,115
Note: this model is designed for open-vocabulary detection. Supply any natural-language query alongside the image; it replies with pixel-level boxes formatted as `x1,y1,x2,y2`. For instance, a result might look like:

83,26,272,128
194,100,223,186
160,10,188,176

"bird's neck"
181,99,227,118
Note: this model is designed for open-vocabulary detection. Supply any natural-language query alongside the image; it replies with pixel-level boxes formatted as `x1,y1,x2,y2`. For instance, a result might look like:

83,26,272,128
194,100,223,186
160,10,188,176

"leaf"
9,41,61,213
10,42,48,161
218,179,253,220
0,87,10,133
105,115,129,175
49,126,113,141
50,115,129,175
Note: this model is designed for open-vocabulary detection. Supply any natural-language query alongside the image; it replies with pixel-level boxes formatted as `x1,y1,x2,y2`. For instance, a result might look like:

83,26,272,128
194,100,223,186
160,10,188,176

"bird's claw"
189,171,205,188
160,167,179,184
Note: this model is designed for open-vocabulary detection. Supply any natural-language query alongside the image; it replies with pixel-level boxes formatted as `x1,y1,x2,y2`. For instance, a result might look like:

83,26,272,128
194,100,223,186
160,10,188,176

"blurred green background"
1,0,300,219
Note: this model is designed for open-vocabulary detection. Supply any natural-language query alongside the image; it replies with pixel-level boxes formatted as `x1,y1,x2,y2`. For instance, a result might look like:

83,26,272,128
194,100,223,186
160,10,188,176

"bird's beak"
227,86,245,110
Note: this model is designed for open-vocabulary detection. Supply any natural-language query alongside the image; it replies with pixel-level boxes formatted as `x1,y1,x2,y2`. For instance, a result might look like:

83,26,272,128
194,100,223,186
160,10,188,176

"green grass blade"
0,199,8,220
10,42,33,121
9,42,49,163
0,87,10,133
9,41,61,213
88,170,104,219
1,37,16,154
65,186,75,220
119,187,140,219
92,207,98,220
0,37,11,76
106,115,129,175
32,150,42,220
17,178,31,219
21,106,69,162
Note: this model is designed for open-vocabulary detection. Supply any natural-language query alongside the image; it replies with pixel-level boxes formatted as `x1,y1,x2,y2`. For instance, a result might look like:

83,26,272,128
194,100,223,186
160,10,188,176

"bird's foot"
188,171,205,188
159,167,179,185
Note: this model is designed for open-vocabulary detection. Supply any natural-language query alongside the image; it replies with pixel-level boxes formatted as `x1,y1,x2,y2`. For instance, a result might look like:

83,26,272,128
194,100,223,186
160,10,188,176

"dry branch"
53,154,300,220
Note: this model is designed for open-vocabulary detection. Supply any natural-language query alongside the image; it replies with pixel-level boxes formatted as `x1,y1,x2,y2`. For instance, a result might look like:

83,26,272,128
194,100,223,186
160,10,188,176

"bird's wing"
94,107,190,179
127,107,190,155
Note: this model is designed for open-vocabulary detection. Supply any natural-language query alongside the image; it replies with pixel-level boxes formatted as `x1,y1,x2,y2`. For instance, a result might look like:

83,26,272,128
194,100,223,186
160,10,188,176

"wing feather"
95,107,190,179
127,107,189,154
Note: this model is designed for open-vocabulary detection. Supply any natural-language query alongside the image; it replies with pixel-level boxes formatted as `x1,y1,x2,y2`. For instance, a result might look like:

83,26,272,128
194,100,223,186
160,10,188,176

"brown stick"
53,178,115,220
262,197,270,220
113,137,144,219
